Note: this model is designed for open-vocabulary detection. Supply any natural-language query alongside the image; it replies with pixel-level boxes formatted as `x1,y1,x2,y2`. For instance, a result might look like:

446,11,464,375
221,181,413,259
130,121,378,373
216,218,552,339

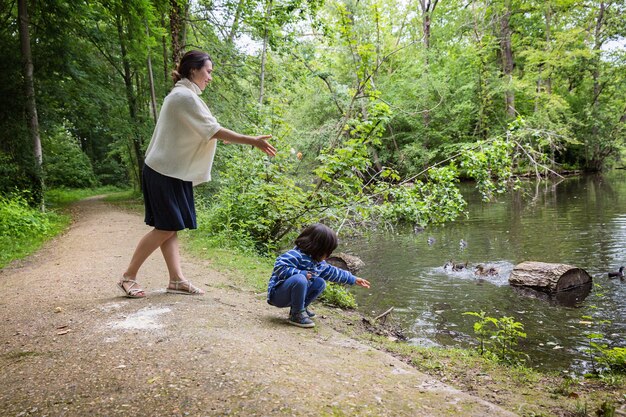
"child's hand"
355,277,370,288
306,272,313,280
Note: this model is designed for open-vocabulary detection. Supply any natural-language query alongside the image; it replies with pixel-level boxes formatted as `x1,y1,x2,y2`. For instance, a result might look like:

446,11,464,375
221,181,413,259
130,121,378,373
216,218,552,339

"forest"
1,0,625,253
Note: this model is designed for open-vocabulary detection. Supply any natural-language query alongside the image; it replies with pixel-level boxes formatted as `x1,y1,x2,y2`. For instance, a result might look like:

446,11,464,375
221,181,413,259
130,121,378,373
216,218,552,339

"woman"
117,50,276,298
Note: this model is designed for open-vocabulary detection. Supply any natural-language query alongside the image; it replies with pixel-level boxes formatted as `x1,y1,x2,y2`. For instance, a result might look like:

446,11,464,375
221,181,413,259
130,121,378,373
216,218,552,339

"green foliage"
0,152,35,199
374,165,467,226
197,138,312,254
42,124,97,189
45,186,126,208
5,0,626,265
0,194,50,238
0,193,67,268
461,139,516,201
318,282,357,309
598,347,626,374
463,311,528,365
579,310,626,377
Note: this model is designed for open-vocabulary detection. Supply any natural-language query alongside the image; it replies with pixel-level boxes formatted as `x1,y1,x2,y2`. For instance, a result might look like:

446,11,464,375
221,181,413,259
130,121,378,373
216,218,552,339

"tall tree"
259,0,273,104
17,0,44,209
498,0,516,118
169,0,188,65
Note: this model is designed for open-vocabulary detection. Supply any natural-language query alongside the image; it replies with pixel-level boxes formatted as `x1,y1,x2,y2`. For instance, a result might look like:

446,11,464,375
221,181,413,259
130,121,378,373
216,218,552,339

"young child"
267,223,371,328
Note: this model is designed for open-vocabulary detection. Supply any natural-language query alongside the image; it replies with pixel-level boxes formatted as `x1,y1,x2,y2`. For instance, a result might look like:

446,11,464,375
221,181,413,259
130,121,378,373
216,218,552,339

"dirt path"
0,198,518,417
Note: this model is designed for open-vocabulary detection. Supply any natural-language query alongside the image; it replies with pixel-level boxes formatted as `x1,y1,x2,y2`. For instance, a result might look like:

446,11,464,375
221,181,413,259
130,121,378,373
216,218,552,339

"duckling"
427,236,436,246
608,266,624,279
444,260,468,271
475,264,498,277
459,239,467,249
413,225,425,234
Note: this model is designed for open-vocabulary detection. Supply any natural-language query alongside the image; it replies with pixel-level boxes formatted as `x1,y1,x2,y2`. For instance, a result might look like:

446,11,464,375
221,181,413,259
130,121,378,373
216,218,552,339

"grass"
181,234,626,416
0,186,135,269
45,185,127,208
326,316,626,417
0,210,68,269
182,231,274,293
3,189,625,417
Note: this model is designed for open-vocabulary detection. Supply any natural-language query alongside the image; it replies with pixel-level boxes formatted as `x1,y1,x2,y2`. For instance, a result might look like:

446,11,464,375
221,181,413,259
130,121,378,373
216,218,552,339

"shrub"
597,346,626,374
0,194,50,238
318,282,357,309
463,311,528,365
42,124,97,188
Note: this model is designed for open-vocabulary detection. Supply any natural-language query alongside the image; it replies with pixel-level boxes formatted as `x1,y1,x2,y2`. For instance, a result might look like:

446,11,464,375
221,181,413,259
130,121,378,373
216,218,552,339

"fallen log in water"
508,261,592,293
326,252,365,275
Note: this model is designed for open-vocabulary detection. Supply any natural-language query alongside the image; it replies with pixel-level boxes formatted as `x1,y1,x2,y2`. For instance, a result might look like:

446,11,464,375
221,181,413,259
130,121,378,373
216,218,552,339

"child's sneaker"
288,310,315,328
305,308,316,318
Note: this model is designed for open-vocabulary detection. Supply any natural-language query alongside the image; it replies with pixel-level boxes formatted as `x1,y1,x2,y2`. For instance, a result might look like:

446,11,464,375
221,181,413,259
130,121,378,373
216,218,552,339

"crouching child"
267,223,371,328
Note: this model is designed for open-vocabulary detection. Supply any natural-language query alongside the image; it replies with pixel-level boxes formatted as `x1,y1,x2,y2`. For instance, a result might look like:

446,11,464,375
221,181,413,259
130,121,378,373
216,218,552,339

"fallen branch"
374,306,395,323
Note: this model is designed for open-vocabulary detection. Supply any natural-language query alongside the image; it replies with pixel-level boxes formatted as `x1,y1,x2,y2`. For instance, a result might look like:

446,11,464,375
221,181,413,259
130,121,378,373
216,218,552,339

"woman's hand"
253,135,276,157
355,277,371,288
213,129,276,156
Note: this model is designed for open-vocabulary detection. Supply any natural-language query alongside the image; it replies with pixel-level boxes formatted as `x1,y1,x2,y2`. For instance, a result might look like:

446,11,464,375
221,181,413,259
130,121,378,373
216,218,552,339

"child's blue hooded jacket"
267,247,356,302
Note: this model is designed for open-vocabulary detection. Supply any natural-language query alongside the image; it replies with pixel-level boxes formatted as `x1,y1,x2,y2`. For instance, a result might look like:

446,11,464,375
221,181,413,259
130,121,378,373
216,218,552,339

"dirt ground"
0,197,520,417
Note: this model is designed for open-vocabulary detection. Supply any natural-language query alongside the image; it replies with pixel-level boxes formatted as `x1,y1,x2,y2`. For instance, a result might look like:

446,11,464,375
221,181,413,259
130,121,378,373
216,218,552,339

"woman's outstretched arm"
212,128,276,156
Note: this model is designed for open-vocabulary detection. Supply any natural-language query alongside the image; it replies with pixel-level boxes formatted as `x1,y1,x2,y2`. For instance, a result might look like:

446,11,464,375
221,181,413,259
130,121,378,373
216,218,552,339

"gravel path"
0,197,518,417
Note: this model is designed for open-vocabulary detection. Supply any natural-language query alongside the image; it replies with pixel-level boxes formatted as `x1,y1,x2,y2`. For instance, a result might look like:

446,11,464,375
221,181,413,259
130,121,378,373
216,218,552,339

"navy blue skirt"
142,164,197,231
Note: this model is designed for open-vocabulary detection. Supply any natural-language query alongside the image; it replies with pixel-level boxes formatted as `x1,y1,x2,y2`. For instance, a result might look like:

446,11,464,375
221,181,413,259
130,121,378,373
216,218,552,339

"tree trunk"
535,4,552,113
228,0,246,43
161,13,169,85
471,3,489,139
116,13,144,190
586,2,606,170
170,0,188,66
509,261,592,293
146,24,158,122
17,0,44,211
259,0,272,105
419,0,437,127
326,253,365,275
499,0,515,118
544,4,552,95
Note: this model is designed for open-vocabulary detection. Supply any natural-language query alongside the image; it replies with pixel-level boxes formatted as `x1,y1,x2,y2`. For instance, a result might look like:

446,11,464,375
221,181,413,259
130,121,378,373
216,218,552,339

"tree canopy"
2,0,625,248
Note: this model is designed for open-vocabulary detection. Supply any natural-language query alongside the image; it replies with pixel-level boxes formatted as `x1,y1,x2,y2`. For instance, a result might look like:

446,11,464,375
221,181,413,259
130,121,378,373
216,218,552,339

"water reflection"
510,283,592,308
344,171,626,372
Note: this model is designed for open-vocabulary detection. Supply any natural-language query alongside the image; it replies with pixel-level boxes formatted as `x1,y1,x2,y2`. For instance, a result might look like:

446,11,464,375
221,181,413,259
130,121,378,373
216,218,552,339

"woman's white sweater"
144,78,221,185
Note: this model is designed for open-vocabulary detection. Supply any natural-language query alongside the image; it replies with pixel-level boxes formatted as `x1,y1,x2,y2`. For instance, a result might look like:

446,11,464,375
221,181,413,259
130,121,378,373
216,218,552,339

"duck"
459,239,467,249
427,237,436,246
444,260,468,271
475,264,498,277
608,266,624,279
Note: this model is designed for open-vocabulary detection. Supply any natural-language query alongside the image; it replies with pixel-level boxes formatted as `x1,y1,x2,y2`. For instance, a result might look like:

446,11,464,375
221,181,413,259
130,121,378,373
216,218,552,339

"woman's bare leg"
121,229,176,295
161,233,205,294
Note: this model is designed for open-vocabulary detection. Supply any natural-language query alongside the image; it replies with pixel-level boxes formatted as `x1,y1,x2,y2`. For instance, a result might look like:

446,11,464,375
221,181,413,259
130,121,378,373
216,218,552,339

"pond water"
344,171,626,373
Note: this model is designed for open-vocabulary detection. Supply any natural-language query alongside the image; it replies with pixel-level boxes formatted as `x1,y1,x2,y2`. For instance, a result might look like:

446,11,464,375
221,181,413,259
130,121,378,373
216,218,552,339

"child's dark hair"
295,223,338,261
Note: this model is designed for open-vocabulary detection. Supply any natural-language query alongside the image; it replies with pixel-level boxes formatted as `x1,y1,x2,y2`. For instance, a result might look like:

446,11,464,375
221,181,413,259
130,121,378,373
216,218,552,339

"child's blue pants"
269,274,326,313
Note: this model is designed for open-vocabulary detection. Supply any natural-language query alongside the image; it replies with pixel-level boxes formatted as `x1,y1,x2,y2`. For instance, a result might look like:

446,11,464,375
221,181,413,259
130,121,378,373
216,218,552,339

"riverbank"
0,196,520,417
1,196,624,416
182,201,626,416
185,231,626,417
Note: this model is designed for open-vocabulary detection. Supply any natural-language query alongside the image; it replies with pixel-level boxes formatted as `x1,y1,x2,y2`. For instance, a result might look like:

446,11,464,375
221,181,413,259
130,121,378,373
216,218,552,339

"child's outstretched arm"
317,262,371,288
